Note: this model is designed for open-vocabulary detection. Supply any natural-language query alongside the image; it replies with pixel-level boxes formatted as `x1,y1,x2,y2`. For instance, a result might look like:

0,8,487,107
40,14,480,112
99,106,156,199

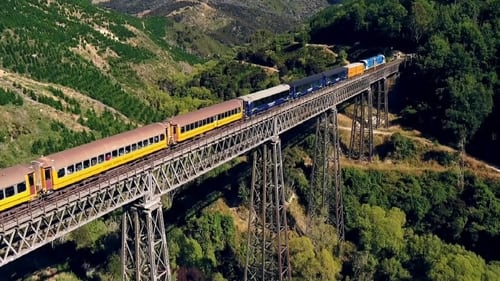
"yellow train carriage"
35,123,168,191
169,99,243,143
0,164,37,211
344,62,365,79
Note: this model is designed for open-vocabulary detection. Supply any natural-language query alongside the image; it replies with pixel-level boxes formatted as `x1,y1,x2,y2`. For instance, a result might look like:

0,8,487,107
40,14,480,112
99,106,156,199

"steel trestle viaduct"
0,58,406,280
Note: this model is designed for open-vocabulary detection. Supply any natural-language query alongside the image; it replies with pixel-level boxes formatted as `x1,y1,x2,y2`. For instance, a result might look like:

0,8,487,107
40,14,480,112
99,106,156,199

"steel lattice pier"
244,137,291,281
308,108,344,241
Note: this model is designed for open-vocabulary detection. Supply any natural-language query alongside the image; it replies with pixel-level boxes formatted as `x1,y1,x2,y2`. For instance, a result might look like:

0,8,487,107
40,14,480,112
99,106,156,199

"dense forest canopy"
309,0,499,163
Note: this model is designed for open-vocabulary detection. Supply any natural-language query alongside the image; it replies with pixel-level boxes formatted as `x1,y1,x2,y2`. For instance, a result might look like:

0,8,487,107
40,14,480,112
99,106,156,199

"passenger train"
0,54,386,211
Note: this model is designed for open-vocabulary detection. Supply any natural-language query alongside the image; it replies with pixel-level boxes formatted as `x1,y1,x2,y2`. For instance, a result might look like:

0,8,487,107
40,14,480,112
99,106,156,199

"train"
0,54,386,212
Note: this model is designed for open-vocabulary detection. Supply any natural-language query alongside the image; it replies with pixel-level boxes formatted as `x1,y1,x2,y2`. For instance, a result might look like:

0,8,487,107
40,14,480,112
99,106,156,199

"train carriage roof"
238,84,290,103
0,164,33,188
344,62,365,69
323,67,346,77
288,73,324,88
168,99,243,126
38,123,167,170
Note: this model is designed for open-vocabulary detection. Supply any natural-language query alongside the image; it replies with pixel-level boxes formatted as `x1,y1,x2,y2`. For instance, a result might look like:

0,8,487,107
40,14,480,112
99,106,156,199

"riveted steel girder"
0,59,404,267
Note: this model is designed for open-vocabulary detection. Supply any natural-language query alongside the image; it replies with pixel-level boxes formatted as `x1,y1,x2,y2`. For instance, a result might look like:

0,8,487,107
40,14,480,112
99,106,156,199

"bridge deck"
0,59,404,266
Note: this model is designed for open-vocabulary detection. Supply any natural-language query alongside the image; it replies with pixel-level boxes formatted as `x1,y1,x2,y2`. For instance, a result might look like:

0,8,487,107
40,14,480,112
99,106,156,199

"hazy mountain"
97,0,335,43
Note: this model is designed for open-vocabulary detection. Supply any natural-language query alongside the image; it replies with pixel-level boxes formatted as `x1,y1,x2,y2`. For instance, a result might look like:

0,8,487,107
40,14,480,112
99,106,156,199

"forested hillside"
0,0,281,167
99,0,334,47
309,0,500,165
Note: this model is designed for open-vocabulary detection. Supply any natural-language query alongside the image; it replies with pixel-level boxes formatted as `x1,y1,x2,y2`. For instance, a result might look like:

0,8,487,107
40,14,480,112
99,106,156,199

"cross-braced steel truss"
307,108,344,240
245,137,291,281
349,89,374,161
121,174,171,281
374,79,389,129
0,59,403,268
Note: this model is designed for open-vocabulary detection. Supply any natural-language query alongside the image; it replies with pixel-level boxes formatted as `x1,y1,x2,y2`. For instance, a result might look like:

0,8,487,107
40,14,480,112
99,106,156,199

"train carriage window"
149,138,154,144
105,153,111,161
17,182,26,193
67,165,74,174
98,155,105,163
29,174,34,186
119,148,124,156
138,141,143,148
154,136,159,143
112,150,118,158
131,144,137,151
75,163,83,171
160,134,165,141
5,186,15,197
143,140,148,147
91,157,97,166
0,190,3,200
58,168,65,178
180,127,184,133
83,160,90,168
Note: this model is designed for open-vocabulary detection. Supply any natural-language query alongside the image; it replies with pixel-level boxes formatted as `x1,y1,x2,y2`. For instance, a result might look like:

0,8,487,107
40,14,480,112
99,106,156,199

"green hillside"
100,0,333,45
0,0,213,167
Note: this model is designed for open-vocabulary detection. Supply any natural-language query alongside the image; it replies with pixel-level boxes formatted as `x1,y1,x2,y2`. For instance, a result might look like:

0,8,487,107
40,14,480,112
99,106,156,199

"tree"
69,219,108,251
353,204,406,256
289,236,341,281
428,246,486,281
408,0,436,44
443,73,493,145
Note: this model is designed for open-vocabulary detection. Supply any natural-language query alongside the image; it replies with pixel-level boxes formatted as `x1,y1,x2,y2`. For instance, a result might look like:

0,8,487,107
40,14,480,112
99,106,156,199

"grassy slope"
0,0,206,167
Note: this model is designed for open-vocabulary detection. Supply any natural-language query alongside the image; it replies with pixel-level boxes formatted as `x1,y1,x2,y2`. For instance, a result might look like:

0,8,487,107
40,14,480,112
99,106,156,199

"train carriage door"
28,172,36,195
31,161,43,193
43,167,54,191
